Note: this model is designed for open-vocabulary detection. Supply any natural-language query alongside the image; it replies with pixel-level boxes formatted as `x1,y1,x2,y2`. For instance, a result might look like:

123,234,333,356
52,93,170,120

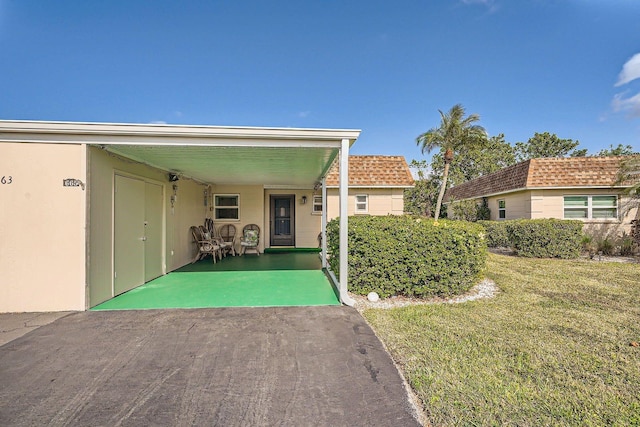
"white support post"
339,138,355,306
321,177,328,269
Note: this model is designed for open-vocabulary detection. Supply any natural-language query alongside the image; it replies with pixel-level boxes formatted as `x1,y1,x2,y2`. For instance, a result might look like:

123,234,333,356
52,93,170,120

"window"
214,194,239,220
498,199,506,219
355,194,368,213
312,195,323,214
564,195,617,220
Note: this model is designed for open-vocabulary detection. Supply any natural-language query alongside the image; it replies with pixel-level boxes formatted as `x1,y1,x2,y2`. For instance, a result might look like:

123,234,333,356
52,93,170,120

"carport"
92,252,341,310
0,121,360,311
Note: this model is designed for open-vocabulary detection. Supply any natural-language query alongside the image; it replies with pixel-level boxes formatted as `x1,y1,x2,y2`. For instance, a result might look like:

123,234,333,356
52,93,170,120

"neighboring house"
0,120,412,312
445,156,639,237
324,155,414,218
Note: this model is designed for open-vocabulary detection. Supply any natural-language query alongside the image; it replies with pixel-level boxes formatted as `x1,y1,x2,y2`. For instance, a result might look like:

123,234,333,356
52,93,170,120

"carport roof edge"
0,120,361,186
0,120,361,147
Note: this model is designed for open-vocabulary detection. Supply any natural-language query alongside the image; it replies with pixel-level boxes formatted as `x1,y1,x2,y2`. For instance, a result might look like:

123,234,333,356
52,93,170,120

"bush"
619,233,636,256
449,198,491,222
326,216,487,298
478,220,510,248
505,219,583,259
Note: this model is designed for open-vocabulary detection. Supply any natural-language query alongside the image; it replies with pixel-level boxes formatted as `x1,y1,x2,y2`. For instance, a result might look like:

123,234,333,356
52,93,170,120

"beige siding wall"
88,147,207,307
479,188,637,238
0,142,86,312
487,191,531,220
211,185,264,253
532,188,638,237
326,188,406,221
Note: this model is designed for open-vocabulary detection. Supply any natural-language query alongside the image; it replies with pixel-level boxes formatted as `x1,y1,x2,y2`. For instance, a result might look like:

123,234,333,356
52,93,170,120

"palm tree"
617,154,640,197
416,104,486,220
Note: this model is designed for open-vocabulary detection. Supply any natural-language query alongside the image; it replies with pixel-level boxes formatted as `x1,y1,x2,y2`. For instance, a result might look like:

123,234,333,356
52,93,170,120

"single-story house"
324,155,414,219
0,120,413,313
445,156,639,237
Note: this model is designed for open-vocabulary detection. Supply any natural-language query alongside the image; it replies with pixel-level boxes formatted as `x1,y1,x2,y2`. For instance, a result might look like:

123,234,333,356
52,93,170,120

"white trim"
326,185,414,189
355,194,369,213
321,178,327,270
497,199,506,220
312,195,323,214
446,185,630,204
563,194,619,220
0,120,360,146
213,194,240,221
264,184,316,190
339,138,354,306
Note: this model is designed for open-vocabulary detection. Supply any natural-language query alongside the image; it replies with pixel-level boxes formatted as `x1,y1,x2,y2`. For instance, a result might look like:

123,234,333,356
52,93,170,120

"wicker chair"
190,226,221,263
219,224,237,256
240,224,260,256
204,219,233,258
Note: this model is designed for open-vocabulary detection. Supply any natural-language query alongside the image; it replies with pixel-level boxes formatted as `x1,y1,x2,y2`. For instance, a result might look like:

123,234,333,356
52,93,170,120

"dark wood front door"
270,195,295,246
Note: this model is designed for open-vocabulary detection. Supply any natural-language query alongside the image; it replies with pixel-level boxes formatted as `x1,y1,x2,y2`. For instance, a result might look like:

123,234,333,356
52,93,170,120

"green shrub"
581,234,597,259
326,216,487,298
619,233,636,256
597,237,615,256
478,220,510,248
505,219,583,259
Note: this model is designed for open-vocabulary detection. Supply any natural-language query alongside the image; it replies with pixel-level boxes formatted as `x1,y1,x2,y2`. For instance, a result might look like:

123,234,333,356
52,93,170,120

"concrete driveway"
0,307,420,426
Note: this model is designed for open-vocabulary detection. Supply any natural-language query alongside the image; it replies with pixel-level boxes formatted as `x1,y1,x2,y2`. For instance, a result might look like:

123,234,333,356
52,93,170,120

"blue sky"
1,0,639,164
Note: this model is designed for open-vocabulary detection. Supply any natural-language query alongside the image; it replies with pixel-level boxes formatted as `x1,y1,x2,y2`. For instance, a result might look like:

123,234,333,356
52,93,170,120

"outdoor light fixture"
168,173,180,182
301,195,307,204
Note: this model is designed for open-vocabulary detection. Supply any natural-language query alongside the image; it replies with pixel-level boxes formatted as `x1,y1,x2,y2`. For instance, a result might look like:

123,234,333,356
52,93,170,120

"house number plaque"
63,178,85,190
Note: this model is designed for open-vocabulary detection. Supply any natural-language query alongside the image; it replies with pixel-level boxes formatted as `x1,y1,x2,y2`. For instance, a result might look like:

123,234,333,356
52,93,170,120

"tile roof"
325,155,414,187
446,156,632,201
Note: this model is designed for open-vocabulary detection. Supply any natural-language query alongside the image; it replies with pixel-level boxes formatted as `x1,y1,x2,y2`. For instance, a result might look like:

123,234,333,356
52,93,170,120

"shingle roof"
446,156,632,201
325,155,414,187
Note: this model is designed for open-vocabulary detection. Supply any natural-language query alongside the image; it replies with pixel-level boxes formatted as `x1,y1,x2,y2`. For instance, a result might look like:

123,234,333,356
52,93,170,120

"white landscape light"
367,292,379,302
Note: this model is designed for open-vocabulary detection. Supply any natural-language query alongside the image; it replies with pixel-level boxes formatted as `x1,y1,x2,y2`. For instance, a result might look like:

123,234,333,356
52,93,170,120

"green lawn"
364,253,640,426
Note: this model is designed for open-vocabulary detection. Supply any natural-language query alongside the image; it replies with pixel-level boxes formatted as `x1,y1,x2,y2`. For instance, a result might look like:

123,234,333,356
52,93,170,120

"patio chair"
204,219,233,258
219,224,237,256
190,226,221,263
240,224,260,256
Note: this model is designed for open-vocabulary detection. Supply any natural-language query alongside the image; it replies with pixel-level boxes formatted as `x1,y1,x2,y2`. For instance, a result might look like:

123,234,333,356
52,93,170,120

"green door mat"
92,270,340,310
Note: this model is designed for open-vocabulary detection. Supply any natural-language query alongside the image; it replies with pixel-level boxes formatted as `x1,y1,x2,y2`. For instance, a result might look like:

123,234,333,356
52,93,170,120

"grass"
364,253,640,426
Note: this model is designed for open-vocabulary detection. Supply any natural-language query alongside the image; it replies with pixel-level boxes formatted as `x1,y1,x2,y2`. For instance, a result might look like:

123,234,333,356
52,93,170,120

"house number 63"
1,176,13,184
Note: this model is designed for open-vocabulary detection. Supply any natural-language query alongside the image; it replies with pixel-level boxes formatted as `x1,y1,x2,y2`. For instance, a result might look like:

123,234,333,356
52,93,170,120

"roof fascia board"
0,120,360,145
326,185,414,189
447,185,630,203
263,184,316,190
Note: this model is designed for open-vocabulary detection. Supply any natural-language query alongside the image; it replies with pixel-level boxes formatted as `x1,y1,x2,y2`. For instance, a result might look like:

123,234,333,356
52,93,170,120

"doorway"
114,175,164,296
270,195,295,246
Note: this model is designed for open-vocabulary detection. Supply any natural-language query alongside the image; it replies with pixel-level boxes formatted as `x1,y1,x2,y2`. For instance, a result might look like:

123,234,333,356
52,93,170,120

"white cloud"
611,52,640,118
297,111,311,118
149,120,167,124
615,52,640,87
612,91,640,118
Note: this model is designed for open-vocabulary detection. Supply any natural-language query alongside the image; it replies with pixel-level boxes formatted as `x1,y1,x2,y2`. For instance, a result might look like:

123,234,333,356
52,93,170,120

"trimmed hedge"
479,219,583,259
326,216,487,298
478,220,510,248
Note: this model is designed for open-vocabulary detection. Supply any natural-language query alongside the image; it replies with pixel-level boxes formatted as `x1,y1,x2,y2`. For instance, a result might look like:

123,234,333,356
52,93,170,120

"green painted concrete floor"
92,253,340,310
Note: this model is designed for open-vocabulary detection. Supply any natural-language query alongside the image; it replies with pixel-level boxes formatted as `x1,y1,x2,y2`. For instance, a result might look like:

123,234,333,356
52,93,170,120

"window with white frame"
564,195,617,220
355,194,368,213
214,194,239,220
498,199,506,219
312,195,323,214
